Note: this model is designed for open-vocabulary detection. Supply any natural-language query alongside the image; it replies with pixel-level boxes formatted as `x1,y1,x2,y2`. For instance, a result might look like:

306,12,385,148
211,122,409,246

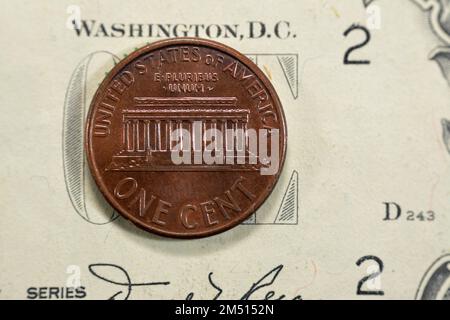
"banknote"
1,0,450,301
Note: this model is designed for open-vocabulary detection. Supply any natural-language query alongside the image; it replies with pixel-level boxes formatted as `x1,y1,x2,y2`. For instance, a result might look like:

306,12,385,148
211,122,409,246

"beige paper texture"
0,0,449,300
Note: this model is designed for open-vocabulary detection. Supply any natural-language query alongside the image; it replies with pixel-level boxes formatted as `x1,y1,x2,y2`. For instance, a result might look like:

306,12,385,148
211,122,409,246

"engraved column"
177,120,183,150
168,120,173,151
136,120,145,152
132,120,139,152
202,120,207,151
156,120,161,151
243,120,248,156
190,120,195,155
221,119,227,155
160,120,167,151
211,119,217,150
233,119,239,152
122,119,129,151
125,120,133,152
233,119,244,163
144,120,150,152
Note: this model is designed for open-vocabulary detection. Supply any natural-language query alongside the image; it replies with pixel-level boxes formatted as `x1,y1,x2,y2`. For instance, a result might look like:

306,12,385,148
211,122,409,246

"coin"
85,38,287,238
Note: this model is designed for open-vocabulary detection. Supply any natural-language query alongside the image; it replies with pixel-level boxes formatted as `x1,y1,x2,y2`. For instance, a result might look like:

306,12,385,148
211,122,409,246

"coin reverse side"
85,38,287,238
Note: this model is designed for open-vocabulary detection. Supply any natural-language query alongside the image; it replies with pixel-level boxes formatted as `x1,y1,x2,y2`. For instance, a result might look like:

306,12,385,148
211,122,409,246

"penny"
85,38,287,238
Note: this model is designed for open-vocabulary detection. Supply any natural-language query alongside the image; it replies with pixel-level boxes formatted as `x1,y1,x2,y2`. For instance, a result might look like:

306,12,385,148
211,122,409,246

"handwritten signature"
88,263,302,300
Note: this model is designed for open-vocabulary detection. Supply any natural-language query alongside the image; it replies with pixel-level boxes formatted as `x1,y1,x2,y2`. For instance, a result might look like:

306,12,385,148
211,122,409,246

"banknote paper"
1,0,450,300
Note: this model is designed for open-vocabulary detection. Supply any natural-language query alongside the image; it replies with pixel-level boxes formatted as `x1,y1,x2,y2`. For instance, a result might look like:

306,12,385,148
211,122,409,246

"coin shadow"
114,215,260,257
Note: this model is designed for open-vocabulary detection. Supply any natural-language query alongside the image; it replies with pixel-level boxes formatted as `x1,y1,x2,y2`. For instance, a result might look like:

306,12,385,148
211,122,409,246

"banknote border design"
415,254,450,300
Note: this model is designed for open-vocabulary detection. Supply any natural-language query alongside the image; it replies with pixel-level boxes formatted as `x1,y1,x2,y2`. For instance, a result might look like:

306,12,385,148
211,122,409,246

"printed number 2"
356,255,385,296
343,24,371,65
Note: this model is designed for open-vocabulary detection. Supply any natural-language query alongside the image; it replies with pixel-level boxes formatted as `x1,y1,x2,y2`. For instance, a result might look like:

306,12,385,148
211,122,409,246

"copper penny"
85,38,287,238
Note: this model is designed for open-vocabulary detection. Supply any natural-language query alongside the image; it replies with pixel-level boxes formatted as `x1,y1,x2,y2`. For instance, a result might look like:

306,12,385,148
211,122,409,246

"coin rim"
85,37,288,239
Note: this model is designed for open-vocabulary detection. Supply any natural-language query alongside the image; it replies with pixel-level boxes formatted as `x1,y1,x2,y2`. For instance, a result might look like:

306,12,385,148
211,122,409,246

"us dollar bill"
0,0,449,300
